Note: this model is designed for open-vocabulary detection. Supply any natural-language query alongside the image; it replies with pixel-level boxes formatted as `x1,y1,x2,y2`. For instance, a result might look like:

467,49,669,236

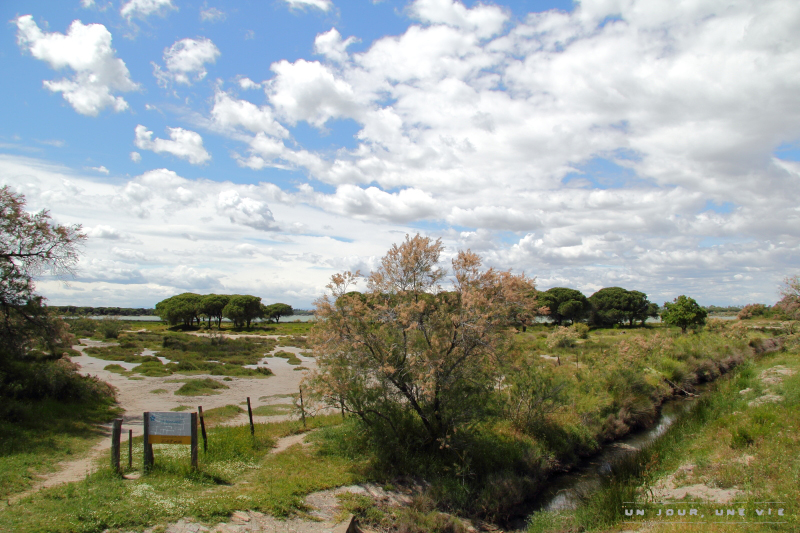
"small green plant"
252,404,293,416
546,326,578,349
570,322,590,339
201,404,245,425
174,378,229,396
97,317,125,339
273,350,302,365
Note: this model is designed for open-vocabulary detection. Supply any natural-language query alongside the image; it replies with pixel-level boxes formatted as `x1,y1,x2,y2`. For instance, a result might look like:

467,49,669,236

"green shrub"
174,378,229,396
570,322,590,339
273,350,302,365
546,326,578,349
97,317,125,339
67,317,97,338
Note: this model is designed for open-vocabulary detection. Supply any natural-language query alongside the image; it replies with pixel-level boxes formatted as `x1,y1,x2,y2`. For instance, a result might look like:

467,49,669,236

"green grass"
103,364,131,375
171,405,192,412
252,404,293,417
273,350,302,365
0,397,120,499
200,404,245,425
277,335,308,348
174,378,229,396
259,393,295,401
149,389,168,394
0,415,356,533
525,331,800,532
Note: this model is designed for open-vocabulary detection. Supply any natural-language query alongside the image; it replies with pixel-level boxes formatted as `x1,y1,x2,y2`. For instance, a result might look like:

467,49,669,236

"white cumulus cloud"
238,77,261,90
302,184,438,223
284,0,332,12
200,7,226,22
153,37,220,86
216,190,279,231
410,0,508,38
121,0,176,20
15,16,139,116
314,28,359,63
210,91,288,137
134,125,211,165
268,59,362,127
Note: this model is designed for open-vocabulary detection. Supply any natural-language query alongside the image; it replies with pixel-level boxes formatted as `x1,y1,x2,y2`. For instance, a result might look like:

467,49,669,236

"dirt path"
9,338,315,499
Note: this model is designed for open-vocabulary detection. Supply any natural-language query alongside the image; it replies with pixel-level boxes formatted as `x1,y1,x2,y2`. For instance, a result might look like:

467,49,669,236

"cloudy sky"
1,0,798,309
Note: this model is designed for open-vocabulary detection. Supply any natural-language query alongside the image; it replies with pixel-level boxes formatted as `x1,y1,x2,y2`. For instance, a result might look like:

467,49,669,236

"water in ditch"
506,393,701,530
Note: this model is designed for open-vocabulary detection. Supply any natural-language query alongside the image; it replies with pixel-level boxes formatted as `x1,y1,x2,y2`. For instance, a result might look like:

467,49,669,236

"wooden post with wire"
246,397,255,436
128,429,133,469
143,412,154,472
110,418,123,473
198,406,208,452
299,387,306,429
191,412,198,469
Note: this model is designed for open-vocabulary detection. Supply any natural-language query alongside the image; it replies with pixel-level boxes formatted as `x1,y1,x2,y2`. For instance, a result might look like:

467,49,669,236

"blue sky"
1,0,799,309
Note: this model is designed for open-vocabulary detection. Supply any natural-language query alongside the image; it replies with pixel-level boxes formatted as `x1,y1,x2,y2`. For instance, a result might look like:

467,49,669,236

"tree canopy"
538,287,590,325
200,294,230,328
153,293,295,329
305,234,540,447
222,294,262,328
262,302,293,323
588,287,656,327
154,293,203,327
0,186,84,359
662,295,707,333
776,275,800,320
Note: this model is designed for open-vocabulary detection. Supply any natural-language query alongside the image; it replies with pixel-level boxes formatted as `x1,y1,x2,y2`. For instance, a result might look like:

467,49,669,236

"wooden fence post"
198,406,208,452
110,418,122,473
191,412,198,469
299,387,306,429
143,412,153,472
128,429,133,469
246,397,255,436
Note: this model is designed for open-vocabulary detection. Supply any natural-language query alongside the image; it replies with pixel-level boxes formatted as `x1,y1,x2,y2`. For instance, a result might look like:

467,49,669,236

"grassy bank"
526,325,799,532
0,356,120,499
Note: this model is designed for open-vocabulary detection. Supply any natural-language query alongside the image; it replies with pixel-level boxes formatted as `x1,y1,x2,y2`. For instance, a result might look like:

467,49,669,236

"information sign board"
147,412,192,444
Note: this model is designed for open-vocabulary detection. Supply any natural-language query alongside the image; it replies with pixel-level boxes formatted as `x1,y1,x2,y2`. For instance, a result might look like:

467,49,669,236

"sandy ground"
76,336,315,434
12,335,316,500
13,335,474,532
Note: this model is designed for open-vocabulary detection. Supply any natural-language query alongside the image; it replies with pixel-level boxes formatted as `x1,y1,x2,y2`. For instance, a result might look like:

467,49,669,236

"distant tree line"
704,305,742,314
51,306,156,316
537,286,661,327
154,293,293,328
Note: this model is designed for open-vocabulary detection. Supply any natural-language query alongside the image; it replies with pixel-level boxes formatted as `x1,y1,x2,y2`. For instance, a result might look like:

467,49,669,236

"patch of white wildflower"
127,479,196,515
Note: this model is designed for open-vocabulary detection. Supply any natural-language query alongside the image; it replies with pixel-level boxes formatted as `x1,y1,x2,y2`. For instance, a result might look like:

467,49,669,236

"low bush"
570,323,590,339
174,378,229,396
546,327,578,349
97,317,125,339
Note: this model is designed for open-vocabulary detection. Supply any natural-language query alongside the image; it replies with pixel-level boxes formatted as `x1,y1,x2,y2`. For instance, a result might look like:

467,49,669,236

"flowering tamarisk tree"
305,234,540,447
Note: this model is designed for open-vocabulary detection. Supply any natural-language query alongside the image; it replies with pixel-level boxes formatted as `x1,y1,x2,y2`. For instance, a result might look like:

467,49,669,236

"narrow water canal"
508,392,702,530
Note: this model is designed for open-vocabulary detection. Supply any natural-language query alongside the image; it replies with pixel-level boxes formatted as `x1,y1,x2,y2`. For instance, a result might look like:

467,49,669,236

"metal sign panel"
148,412,192,444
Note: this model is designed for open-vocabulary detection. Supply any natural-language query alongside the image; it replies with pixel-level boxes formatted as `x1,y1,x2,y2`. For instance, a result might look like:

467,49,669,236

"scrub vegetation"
82,331,276,378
